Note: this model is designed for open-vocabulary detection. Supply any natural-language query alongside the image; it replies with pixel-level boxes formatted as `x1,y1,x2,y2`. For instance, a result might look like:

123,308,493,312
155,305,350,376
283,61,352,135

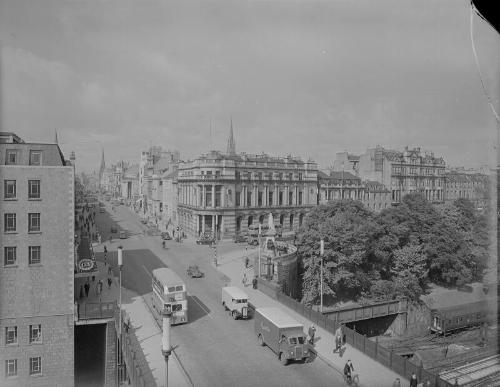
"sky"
1,0,498,173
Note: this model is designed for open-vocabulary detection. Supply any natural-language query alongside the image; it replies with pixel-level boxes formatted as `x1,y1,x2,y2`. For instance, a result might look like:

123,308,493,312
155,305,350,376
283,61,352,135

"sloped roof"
162,168,178,180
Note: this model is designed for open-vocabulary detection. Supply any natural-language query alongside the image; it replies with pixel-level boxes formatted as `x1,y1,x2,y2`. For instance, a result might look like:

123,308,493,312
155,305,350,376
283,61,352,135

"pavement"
77,221,191,387
214,242,411,387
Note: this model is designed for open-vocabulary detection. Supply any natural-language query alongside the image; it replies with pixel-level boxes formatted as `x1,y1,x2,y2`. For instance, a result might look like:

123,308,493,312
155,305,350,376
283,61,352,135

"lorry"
222,287,249,320
254,307,310,365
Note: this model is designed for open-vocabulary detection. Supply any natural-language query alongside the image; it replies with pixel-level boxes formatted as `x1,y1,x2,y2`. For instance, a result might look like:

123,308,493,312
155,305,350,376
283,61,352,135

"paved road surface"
94,202,345,387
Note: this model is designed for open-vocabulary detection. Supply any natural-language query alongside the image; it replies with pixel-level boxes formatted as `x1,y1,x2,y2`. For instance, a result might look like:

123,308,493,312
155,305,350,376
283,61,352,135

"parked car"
119,231,127,239
233,234,247,243
110,226,117,233
161,232,172,240
196,235,215,245
187,265,204,278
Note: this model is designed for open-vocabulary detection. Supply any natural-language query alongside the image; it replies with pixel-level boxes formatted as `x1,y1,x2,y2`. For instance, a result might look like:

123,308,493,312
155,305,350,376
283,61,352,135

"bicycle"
343,373,359,386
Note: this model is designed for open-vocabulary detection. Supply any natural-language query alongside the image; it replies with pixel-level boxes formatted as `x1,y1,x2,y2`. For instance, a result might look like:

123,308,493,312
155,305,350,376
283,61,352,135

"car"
233,234,247,243
119,231,127,239
140,219,147,224
110,227,117,233
187,265,204,278
161,232,172,240
196,235,215,245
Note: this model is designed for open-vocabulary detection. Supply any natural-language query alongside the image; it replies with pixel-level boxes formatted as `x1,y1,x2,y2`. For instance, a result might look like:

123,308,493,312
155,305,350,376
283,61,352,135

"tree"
390,244,427,301
297,200,377,305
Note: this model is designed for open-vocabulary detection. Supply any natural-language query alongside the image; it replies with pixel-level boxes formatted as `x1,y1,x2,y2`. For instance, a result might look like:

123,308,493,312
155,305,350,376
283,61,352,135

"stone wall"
105,321,117,387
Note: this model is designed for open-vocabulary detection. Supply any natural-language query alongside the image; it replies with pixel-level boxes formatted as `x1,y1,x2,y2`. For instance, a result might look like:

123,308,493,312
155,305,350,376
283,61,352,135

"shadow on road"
188,295,211,323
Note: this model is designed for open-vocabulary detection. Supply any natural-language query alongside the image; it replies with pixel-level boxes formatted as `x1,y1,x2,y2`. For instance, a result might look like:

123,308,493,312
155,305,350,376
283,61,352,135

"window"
6,150,18,165
5,359,17,377
29,151,42,166
4,247,17,266
29,246,41,265
269,191,273,205
4,180,16,199
4,213,16,232
28,213,40,232
258,191,263,206
5,327,17,345
28,180,40,199
29,357,41,376
298,191,303,205
235,191,241,207
29,324,42,344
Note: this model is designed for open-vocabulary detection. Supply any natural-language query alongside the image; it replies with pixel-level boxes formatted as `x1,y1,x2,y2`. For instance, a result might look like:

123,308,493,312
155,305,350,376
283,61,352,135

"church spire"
226,117,236,155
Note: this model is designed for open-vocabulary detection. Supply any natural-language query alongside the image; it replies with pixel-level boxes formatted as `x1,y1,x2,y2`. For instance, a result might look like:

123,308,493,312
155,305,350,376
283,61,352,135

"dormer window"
30,151,42,165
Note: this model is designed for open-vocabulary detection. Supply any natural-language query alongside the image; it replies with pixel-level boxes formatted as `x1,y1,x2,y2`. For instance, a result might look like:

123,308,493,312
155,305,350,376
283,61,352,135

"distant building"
177,126,318,239
332,151,360,176
356,145,446,204
120,164,140,200
161,168,179,233
317,171,391,212
444,171,490,209
0,132,75,386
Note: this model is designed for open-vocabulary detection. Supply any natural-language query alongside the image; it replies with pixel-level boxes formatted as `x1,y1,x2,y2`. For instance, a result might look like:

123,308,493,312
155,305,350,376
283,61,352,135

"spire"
54,129,58,144
226,117,236,155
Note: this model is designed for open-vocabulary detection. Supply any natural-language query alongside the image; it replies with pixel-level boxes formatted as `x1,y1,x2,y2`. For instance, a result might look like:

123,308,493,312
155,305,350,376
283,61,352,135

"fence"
257,277,454,387
76,301,116,320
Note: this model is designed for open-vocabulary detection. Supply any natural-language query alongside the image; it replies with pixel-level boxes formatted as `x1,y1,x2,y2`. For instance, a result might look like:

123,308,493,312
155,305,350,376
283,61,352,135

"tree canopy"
296,195,491,305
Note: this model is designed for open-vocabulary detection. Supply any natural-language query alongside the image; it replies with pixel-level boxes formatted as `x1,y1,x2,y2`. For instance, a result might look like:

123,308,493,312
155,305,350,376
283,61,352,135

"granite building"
177,127,318,239
0,132,75,386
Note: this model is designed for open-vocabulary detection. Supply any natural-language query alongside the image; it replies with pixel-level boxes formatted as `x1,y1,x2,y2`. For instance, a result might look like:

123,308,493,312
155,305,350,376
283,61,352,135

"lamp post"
161,306,178,387
320,239,324,313
258,224,262,277
117,245,123,381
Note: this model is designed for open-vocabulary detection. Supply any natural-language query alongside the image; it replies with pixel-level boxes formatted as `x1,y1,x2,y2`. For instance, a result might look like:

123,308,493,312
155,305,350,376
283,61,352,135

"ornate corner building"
177,127,318,239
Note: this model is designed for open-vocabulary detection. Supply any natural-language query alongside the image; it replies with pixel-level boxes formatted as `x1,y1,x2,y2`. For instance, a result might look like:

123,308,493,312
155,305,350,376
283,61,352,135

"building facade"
444,171,490,209
317,171,391,212
177,149,318,239
0,133,75,386
356,146,446,204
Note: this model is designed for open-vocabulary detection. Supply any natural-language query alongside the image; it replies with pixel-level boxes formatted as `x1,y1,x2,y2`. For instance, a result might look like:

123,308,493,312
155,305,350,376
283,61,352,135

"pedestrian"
392,377,401,387
98,279,103,294
242,273,248,287
108,265,112,275
84,282,90,297
308,324,316,345
409,373,418,387
335,325,343,353
107,277,112,289
252,276,258,289
244,256,249,268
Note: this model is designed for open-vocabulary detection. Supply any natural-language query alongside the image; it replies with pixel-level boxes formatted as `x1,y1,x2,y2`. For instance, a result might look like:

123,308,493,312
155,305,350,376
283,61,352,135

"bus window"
175,285,184,291
168,286,176,292
172,304,182,312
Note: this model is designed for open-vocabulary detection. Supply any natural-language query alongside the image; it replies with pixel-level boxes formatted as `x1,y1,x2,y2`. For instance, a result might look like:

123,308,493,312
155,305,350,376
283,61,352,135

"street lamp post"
117,245,123,382
161,307,178,387
258,224,262,277
320,239,324,313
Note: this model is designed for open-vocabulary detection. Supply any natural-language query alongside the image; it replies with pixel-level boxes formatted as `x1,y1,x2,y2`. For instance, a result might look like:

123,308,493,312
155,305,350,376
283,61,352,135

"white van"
222,287,249,320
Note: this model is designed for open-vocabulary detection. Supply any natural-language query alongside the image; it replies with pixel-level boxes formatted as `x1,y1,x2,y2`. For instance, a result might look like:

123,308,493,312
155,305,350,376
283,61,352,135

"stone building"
317,171,391,212
444,171,490,209
161,167,179,234
120,164,140,200
0,132,75,386
356,145,446,204
177,127,318,239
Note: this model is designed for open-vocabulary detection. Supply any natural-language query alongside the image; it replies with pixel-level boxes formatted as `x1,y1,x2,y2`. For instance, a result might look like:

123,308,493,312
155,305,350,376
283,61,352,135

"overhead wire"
469,2,500,125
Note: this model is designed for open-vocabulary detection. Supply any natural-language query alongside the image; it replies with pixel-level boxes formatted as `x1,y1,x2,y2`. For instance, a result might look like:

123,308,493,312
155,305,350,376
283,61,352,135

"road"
94,200,345,387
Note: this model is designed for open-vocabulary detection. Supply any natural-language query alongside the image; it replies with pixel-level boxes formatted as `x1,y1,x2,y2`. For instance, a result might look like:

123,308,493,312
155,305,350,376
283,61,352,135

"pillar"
212,185,216,208
202,215,206,234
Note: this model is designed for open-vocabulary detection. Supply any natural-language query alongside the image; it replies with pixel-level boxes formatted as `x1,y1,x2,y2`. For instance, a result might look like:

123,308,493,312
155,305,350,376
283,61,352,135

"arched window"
247,216,253,227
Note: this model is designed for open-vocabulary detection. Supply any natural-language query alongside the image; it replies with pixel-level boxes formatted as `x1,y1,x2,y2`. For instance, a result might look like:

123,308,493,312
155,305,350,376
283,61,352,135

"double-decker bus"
151,268,188,325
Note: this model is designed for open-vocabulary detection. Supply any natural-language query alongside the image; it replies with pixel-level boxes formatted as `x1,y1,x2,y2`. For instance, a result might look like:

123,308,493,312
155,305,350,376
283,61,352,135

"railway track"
438,354,500,386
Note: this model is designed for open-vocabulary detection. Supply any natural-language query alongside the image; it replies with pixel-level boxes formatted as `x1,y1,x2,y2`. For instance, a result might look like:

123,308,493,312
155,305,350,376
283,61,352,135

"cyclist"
344,359,354,384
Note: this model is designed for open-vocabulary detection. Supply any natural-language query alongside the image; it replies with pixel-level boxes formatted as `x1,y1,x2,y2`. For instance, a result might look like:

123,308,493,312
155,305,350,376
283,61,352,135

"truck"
222,287,249,320
254,307,310,365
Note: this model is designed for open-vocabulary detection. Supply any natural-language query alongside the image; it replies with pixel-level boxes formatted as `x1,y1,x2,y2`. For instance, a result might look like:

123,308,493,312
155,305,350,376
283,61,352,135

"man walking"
252,276,258,289
308,324,316,345
242,273,248,287
84,282,90,297
107,277,112,289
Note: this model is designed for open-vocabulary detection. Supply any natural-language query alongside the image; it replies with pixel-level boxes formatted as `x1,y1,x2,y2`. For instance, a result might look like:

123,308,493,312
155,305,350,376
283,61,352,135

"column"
202,215,206,234
274,184,278,205
212,215,216,237
221,186,225,207
202,185,206,207
253,185,257,207
212,185,216,208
